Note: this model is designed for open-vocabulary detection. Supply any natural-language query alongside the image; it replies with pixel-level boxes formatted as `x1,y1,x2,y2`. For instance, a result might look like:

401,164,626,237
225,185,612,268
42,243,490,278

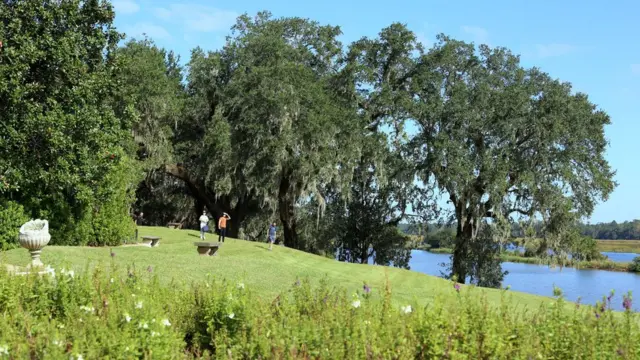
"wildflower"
71,354,84,360
237,282,245,289
454,283,461,292
595,311,601,319
57,324,65,329
151,331,158,337
0,345,8,356
110,278,114,284
623,294,632,311
363,284,371,294
124,313,132,322
135,301,143,309
79,305,95,313
60,268,75,278
138,322,148,329
352,299,361,308
52,340,62,347
228,313,235,319
401,305,412,314
44,265,55,277
161,318,171,327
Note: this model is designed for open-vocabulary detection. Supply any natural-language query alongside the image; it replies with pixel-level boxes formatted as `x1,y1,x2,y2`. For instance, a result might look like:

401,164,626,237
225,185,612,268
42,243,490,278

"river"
407,250,640,312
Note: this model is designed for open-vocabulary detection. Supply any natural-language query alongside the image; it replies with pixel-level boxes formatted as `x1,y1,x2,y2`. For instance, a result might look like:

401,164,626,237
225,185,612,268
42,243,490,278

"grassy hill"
1,226,556,310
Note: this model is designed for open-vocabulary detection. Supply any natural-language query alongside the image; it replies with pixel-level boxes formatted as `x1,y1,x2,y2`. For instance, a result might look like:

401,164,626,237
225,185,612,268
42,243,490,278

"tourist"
199,211,209,240
218,212,230,242
268,222,277,251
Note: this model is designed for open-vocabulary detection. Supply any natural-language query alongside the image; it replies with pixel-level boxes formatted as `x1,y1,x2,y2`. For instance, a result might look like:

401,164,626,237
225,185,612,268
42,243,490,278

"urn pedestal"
18,219,51,268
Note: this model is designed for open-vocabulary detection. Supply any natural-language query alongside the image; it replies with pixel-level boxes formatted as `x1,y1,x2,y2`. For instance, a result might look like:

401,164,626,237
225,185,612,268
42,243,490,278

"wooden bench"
193,242,221,256
167,222,183,229
141,236,161,247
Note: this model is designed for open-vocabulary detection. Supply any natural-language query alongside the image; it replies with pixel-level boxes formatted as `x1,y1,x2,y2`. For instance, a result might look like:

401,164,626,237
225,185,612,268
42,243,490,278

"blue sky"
111,0,640,224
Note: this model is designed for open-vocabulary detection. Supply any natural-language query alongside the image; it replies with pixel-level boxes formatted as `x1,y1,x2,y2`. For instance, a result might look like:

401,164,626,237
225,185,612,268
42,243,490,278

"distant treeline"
399,220,640,241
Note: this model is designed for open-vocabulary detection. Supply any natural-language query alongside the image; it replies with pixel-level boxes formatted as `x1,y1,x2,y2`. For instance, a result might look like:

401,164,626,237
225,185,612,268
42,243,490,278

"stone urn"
18,219,51,268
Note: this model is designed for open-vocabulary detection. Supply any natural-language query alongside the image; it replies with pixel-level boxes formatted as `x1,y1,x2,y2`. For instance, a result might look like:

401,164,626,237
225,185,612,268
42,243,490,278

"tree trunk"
278,172,300,249
165,164,258,238
451,213,478,284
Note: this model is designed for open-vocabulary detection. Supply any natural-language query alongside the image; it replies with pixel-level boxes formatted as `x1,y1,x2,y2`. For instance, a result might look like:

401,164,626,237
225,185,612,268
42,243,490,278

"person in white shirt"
199,211,210,240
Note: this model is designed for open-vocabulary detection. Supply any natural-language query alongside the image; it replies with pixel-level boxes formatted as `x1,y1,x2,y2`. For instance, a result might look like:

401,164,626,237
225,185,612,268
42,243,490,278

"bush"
0,201,29,250
630,256,640,273
0,265,638,359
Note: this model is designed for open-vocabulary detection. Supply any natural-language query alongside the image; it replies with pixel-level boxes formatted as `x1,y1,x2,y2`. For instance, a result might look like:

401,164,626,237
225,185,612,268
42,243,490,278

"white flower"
60,268,75,278
45,265,56,277
71,354,83,360
138,322,148,329
52,340,63,347
401,305,412,314
352,300,361,308
161,319,171,327
228,313,235,319
0,345,8,356
110,278,114,284
79,305,94,313
57,324,65,329
237,282,245,289
151,331,158,337
124,313,132,322
135,301,143,309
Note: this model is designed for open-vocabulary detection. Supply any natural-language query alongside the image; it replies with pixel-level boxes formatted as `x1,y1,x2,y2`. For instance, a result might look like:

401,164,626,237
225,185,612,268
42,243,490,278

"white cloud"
535,43,577,58
631,64,640,75
124,22,171,40
153,4,238,33
112,0,140,15
461,26,489,44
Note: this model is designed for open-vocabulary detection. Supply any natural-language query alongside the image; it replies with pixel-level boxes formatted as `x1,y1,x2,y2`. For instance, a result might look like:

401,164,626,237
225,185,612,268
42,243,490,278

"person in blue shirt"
268,222,277,251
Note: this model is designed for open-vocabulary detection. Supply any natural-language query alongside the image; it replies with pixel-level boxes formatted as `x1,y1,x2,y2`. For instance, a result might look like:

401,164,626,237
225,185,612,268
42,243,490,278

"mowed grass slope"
2,226,556,310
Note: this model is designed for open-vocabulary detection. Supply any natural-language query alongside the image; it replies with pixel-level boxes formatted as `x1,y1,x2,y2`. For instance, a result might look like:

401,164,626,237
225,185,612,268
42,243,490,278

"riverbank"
426,248,638,273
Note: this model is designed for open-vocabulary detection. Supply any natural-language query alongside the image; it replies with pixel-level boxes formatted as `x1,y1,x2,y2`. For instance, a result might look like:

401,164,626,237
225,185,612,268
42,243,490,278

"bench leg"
209,247,219,256
151,240,159,247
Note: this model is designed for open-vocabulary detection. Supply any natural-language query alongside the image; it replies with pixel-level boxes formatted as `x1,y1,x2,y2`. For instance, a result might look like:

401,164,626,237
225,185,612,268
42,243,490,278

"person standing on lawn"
268,222,277,251
218,212,230,242
199,211,209,240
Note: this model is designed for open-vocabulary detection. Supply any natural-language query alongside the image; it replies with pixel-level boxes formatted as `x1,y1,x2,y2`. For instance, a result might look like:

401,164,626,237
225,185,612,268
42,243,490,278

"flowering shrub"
0,266,638,359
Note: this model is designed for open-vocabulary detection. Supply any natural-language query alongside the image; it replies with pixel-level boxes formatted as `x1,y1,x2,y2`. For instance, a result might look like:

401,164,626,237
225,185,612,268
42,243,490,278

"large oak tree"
412,35,616,283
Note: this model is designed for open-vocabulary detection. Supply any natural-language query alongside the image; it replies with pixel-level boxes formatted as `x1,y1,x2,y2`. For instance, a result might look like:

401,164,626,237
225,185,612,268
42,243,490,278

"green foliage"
413,35,615,282
0,201,29,250
0,0,137,246
570,234,605,262
0,266,638,359
630,257,640,272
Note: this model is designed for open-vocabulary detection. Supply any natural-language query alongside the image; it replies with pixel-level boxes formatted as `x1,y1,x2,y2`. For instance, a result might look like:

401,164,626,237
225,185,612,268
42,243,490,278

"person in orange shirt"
218,212,230,242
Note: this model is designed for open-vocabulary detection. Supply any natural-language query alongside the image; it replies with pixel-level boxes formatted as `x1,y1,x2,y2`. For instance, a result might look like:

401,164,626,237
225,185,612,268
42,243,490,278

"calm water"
407,250,640,312
603,251,638,263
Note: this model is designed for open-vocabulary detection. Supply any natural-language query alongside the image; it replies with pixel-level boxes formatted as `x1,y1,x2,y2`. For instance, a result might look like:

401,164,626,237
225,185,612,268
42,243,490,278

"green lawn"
1,226,558,311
